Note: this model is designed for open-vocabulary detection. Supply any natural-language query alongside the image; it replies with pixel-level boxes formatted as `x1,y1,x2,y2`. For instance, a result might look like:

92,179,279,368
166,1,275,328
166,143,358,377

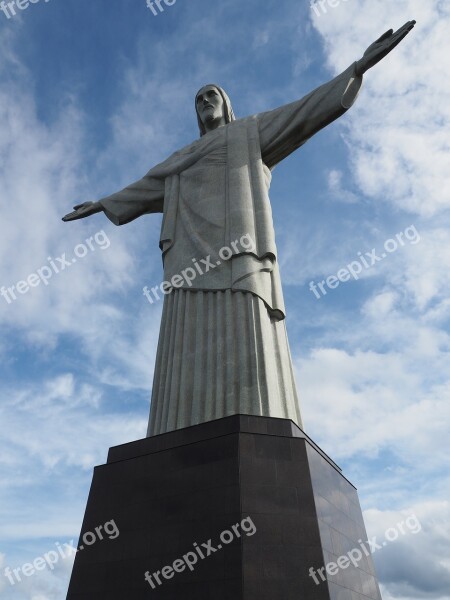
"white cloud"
327,168,358,203
0,374,146,476
365,502,450,599
312,0,450,217
0,553,75,600
299,0,450,468
0,30,169,398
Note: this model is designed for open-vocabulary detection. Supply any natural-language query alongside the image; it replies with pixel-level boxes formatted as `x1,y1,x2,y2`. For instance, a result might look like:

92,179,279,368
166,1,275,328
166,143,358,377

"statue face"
196,86,226,129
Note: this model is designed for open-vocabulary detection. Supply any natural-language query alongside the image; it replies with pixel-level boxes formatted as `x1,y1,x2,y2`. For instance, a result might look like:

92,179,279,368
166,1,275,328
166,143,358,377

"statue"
63,22,415,437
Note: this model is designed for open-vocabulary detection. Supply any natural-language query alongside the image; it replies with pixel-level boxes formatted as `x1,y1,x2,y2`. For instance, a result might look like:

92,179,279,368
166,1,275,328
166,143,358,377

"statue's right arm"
257,21,415,170
257,63,363,169
62,174,165,225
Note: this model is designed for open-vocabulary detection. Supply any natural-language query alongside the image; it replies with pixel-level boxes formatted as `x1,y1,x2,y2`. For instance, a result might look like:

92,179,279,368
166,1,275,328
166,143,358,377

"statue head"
195,84,235,137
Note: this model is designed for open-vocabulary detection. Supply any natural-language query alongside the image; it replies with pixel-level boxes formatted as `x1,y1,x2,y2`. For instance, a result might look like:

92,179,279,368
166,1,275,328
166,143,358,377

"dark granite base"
66,415,382,599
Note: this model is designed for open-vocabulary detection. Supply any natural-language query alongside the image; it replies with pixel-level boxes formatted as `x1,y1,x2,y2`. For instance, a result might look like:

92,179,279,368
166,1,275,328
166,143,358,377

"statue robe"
100,63,362,436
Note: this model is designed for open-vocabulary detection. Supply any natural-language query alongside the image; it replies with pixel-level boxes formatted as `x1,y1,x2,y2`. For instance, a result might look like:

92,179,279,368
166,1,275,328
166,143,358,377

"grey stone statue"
63,22,415,436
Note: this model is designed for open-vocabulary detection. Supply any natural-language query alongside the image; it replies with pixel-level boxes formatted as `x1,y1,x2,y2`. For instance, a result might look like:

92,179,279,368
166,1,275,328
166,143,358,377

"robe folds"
100,63,363,436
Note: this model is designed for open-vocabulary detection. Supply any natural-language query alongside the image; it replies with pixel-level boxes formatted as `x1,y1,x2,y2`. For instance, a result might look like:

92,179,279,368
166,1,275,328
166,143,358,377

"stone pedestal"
66,415,382,599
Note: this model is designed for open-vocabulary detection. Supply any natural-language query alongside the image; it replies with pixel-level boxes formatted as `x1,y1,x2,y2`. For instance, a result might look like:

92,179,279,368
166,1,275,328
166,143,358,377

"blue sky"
0,0,449,598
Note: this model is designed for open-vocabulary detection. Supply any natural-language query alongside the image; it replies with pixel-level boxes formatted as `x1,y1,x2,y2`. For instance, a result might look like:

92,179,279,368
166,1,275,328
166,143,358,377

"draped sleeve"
257,63,363,169
99,173,165,226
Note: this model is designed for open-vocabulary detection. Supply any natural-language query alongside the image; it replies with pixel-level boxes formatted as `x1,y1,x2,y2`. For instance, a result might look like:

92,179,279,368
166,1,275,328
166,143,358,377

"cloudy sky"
0,0,449,598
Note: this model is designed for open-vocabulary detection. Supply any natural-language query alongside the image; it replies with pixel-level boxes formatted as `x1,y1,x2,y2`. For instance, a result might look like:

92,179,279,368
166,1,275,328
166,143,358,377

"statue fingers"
62,211,79,222
73,202,92,210
387,25,415,50
390,21,416,42
402,19,416,30
374,28,394,44
395,21,416,36
63,206,91,221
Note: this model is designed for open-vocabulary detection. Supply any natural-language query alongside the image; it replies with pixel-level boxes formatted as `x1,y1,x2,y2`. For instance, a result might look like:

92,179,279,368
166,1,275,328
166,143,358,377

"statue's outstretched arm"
62,173,165,225
258,20,415,168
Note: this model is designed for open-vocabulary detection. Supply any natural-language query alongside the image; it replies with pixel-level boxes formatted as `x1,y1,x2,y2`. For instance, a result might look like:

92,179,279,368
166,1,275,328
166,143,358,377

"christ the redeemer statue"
63,22,415,437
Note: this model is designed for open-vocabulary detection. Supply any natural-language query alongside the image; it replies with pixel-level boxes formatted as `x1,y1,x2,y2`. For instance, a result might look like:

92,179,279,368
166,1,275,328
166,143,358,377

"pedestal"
66,415,382,599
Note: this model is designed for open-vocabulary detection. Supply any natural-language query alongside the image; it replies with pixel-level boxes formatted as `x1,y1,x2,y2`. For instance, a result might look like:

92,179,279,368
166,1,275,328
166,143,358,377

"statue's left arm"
258,20,415,168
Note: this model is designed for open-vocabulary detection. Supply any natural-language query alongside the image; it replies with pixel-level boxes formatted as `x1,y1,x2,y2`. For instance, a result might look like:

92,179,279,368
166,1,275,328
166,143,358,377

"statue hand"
62,201,103,222
355,20,416,76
